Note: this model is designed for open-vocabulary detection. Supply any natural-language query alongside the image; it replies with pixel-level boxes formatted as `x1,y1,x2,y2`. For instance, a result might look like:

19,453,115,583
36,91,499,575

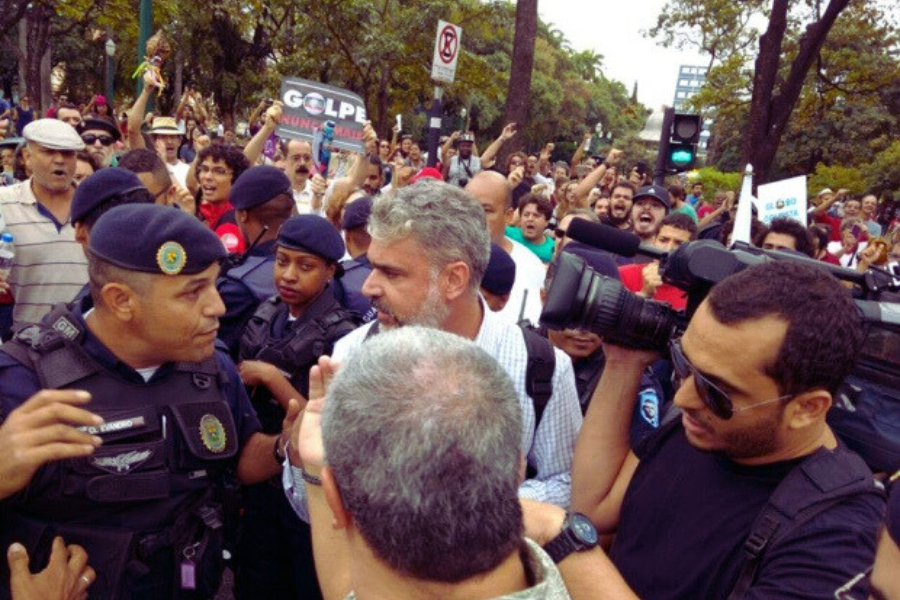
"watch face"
571,513,599,545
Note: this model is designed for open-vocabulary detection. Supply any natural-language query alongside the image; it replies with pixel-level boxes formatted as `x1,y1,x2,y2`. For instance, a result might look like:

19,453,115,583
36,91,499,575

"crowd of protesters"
0,70,898,600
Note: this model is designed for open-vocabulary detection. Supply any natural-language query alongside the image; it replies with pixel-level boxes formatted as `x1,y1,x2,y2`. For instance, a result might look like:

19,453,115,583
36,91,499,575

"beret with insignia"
89,204,226,275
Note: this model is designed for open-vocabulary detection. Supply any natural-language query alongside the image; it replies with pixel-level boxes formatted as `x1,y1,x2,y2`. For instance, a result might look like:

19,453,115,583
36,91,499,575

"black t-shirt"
610,422,883,600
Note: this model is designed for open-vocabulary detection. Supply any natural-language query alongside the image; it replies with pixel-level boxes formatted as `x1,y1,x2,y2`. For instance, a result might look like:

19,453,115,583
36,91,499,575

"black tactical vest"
239,292,360,433
0,306,239,600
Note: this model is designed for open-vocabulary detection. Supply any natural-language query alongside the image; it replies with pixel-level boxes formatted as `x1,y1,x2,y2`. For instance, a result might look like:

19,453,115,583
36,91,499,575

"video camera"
541,220,900,471
542,219,899,356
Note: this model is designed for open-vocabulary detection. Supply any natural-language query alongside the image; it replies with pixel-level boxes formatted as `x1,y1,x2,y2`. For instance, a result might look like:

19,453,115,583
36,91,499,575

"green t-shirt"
506,226,555,263
672,203,698,223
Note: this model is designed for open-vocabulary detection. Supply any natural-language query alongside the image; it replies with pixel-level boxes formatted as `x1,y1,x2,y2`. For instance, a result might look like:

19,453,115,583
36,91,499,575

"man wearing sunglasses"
559,261,884,600
77,115,120,168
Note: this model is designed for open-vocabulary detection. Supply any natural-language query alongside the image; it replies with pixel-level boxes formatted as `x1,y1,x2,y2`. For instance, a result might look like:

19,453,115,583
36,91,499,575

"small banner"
276,77,367,153
756,176,808,226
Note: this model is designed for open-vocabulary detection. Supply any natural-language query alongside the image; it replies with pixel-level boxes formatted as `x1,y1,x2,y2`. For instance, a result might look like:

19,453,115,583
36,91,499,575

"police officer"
67,167,155,310
334,196,376,322
0,204,295,600
234,214,360,600
217,165,294,357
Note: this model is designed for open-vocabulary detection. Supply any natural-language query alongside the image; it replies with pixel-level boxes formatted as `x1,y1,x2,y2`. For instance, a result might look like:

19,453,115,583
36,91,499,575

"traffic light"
665,113,701,172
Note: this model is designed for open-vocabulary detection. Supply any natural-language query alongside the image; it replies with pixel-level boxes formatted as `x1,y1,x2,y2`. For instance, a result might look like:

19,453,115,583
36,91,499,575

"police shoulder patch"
639,388,660,429
199,413,227,453
157,241,187,275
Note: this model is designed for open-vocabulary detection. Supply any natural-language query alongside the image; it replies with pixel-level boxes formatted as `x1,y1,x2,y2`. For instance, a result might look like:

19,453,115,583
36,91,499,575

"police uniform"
234,215,360,600
217,166,292,356
0,204,262,600
66,167,152,312
333,196,376,322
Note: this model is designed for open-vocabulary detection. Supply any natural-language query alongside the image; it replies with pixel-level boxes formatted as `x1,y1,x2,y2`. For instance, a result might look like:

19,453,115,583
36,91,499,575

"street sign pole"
427,86,443,168
427,21,462,169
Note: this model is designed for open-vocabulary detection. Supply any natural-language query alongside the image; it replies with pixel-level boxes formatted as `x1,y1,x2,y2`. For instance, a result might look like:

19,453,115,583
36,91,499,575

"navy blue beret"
277,215,345,263
71,167,147,224
562,241,621,281
481,243,516,295
230,165,292,210
341,196,373,230
89,204,226,275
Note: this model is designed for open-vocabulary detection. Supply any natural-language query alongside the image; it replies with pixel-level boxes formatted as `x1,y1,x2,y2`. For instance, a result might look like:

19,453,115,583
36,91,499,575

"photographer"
568,261,884,599
442,123,516,187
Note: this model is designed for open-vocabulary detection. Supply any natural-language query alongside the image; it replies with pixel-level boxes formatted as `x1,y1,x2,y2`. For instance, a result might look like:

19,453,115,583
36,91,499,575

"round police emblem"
157,241,187,275
199,414,227,453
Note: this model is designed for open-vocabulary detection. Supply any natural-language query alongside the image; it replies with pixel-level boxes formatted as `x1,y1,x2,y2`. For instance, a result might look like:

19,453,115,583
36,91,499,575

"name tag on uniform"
78,416,146,436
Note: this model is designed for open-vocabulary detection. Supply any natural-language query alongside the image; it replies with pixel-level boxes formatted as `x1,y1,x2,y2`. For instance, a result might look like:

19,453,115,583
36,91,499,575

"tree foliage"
8,0,648,160
651,0,900,192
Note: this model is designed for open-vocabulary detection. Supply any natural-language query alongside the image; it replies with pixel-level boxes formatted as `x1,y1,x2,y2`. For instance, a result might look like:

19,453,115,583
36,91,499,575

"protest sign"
276,78,366,153
756,176,808,225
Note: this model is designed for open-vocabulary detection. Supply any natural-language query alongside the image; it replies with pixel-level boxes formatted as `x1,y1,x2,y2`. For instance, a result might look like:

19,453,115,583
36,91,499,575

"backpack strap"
520,326,555,431
726,447,884,600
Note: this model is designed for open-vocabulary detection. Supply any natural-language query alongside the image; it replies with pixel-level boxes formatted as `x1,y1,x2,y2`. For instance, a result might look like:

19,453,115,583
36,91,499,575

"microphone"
566,218,666,260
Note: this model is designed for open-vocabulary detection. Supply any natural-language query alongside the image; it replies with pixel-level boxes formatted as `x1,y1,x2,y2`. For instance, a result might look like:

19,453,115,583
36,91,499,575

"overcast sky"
538,0,706,111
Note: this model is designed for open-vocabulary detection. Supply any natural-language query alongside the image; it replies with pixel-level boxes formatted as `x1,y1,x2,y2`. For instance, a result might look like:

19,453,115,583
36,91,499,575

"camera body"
541,223,900,471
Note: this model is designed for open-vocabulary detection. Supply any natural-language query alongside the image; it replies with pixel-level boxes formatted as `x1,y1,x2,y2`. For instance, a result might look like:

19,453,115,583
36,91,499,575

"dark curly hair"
707,261,862,395
755,216,814,257
195,144,249,184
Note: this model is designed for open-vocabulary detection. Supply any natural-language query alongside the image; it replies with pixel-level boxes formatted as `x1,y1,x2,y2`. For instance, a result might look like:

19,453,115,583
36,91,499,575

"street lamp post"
105,38,116,107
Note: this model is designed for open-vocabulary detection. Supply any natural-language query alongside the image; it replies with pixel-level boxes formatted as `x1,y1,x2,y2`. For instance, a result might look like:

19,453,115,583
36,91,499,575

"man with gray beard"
283,180,583,513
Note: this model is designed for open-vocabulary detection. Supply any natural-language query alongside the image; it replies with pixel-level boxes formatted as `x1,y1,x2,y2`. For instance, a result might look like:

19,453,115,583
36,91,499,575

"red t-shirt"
199,201,246,253
814,212,842,242
618,264,688,311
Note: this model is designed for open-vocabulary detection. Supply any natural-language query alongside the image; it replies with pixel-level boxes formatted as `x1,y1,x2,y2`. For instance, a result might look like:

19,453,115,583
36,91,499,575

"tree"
649,0,869,185
501,0,538,155
742,0,853,185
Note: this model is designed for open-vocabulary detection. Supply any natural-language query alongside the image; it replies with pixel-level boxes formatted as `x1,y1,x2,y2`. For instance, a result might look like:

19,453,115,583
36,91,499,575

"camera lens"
542,252,685,352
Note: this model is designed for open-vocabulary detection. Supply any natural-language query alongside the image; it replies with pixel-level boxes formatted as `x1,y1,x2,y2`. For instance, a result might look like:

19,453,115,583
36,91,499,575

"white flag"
731,164,755,246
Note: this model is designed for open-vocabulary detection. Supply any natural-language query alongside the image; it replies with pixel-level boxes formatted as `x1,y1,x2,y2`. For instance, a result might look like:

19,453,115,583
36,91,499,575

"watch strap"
543,527,578,564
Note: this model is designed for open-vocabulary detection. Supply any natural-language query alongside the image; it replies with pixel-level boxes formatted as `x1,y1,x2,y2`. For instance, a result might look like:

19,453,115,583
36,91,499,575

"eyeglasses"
198,165,233,177
82,134,115,146
669,338,793,420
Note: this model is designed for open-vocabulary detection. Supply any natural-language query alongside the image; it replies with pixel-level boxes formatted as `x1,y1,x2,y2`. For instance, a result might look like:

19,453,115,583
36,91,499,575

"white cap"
23,119,85,151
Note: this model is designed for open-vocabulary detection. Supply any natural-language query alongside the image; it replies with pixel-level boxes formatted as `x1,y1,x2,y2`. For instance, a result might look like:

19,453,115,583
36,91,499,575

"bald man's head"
466,171,513,244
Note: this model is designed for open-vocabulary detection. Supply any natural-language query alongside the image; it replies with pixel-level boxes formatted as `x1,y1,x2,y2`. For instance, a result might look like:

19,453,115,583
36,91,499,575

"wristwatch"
542,512,599,564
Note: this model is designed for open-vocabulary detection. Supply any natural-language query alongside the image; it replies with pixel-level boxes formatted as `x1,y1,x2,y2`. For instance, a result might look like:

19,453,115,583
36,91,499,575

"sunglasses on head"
82,134,115,146
669,338,792,420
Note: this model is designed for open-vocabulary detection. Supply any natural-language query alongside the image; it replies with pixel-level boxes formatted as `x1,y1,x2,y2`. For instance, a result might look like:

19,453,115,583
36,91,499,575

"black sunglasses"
669,338,791,420
82,134,115,147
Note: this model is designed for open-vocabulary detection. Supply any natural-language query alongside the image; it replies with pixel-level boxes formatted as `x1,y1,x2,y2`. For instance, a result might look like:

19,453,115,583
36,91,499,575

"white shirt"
294,180,328,216
167,160,190,189
499,238,546,326
284,301,583,519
